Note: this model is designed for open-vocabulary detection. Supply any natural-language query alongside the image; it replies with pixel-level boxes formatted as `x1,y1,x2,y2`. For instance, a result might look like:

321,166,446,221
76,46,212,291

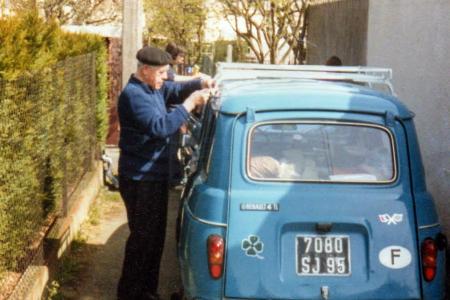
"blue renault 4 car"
176,63,447,300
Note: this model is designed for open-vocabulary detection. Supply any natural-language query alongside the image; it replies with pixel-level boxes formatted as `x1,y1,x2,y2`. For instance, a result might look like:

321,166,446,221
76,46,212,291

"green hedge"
213,39,249,64
0,12,107,274
0,13,108,142
207,39,249,75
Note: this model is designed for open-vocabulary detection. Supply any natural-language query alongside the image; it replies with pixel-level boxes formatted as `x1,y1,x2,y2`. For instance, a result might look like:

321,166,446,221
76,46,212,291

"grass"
87,203,100,226
45,233,88,300
45,189,117,299
44,187,122,299
102,188,122,202
86,188,122,226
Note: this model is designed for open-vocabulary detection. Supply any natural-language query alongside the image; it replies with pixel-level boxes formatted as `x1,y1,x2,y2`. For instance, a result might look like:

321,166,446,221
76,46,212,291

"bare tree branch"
144,0,206,64
217,0,308,64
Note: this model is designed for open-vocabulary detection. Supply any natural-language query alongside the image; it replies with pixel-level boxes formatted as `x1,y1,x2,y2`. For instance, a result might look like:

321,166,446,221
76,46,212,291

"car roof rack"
214,62,395,96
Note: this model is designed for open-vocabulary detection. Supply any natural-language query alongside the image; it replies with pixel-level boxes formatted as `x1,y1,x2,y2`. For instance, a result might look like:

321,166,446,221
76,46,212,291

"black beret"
136,46,172,66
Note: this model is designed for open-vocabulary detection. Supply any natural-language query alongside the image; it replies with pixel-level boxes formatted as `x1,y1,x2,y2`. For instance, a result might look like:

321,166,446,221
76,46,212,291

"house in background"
60,0,125,146
307,0,450,236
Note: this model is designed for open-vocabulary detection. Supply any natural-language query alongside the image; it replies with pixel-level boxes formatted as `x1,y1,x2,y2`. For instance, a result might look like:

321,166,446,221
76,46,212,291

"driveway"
55,188,182,300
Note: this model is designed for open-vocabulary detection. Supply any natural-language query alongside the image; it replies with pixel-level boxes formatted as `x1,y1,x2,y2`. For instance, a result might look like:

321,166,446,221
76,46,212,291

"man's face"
175,54,185,65
143,65,169,89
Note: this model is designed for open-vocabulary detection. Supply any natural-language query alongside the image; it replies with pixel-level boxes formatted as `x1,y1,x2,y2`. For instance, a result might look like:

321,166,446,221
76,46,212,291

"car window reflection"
248,122,395,183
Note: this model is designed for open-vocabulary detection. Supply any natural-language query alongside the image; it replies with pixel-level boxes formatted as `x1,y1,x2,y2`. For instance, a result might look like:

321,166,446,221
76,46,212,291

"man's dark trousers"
117,176,169,300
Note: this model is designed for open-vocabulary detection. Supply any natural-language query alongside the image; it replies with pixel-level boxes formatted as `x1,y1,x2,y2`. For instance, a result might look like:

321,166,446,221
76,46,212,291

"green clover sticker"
241,235,264,259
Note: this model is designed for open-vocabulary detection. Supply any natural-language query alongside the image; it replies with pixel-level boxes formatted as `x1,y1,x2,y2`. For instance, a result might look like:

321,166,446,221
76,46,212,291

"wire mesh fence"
0,53,98,298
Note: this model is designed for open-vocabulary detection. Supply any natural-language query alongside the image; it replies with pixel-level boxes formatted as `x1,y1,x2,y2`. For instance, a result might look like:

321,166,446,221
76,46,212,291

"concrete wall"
307,0,368,65
307,0,450,234
366,0,450,233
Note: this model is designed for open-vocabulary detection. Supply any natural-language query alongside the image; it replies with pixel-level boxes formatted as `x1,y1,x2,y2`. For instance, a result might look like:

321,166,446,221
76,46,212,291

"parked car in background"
175,63,447,300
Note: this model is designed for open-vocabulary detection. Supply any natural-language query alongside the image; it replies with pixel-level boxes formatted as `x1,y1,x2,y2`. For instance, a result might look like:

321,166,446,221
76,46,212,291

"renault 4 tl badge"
240,203,279,212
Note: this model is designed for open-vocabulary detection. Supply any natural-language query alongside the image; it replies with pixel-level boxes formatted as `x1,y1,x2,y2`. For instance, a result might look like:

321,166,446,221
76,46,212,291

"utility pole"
122,0,144,88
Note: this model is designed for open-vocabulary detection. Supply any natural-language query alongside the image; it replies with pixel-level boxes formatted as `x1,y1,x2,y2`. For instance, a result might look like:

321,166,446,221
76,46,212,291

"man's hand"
201,78,216,89
182,89,210,113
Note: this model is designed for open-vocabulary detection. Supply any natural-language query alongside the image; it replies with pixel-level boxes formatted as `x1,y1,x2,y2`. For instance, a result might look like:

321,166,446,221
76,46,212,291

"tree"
143,0,207,64
9,0,121,25
217,0,309,64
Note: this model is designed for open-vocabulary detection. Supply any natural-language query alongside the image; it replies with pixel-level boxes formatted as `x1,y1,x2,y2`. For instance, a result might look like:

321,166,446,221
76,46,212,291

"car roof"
216,79,413,119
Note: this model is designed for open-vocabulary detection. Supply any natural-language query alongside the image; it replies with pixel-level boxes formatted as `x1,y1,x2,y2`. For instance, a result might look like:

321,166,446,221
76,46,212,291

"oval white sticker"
379,246,412,269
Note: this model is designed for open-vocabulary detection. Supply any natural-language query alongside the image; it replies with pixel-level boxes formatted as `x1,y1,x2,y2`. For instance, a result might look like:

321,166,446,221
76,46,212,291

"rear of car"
225,114,421,299
177,65,446,300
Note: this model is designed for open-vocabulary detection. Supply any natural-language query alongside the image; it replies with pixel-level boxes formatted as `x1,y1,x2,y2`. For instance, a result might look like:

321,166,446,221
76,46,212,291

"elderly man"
117,46,214,300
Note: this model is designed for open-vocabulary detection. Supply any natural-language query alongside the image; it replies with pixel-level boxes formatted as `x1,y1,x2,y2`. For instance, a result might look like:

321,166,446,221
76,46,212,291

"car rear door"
224,112,421,299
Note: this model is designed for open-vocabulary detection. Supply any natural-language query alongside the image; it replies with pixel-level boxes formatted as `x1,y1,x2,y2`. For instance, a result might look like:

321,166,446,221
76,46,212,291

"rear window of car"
247,122,396,183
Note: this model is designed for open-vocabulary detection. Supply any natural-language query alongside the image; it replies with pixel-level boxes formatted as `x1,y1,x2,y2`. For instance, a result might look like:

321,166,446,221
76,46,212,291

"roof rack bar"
217,62,392,78
214,63,395,95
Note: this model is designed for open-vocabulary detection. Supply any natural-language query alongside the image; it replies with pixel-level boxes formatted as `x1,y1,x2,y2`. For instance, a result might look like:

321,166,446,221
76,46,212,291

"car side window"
198,103,216,174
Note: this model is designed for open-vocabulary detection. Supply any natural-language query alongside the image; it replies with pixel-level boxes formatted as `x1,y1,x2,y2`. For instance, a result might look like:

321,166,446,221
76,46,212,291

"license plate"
296,235,351,276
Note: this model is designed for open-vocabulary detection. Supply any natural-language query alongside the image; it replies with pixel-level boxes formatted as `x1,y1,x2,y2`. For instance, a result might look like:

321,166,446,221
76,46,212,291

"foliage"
0,12,107,275
202,39,250,75
45,235,87,300
44,191,111,299
0,11,108,143
217,0,310,64
9,0,121,25
213,39,250,63
58,32,109,142
46,280,61,300
0,12,61,79
143,0,207,64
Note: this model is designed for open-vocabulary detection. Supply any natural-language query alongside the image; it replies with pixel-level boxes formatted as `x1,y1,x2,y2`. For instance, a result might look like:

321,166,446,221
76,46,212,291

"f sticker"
379,246,412,269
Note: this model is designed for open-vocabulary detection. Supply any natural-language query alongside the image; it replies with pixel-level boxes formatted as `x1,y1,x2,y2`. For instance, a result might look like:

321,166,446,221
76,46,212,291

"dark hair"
165,42,186,60
325,55,343,66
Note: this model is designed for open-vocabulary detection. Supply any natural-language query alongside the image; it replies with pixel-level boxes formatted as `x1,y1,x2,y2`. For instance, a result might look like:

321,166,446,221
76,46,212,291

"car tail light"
421,238,437,281
207,234,224,279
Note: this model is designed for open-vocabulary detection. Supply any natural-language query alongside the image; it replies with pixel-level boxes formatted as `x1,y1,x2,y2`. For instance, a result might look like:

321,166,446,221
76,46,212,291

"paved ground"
55,187,182,300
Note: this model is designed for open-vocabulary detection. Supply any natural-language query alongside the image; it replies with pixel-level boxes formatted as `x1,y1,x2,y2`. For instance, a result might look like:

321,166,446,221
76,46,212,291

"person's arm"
163,78,216,105
126,90,189,139
181,89,210,113
166,67,176,81
172,74,203,81
163,79,202,105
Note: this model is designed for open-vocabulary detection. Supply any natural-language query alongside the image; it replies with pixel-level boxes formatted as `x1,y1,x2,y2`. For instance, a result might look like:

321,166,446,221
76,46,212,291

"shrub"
213,39,249,64
0,12,107,274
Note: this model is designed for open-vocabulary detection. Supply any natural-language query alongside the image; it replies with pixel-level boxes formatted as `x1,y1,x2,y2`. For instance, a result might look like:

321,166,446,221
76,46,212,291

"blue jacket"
118,75,202,181
167,65,176,81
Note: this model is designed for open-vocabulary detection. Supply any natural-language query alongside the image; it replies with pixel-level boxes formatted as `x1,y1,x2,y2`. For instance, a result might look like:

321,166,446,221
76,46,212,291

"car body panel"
223,111,421,299
218,80,412,119
177,77,446,300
